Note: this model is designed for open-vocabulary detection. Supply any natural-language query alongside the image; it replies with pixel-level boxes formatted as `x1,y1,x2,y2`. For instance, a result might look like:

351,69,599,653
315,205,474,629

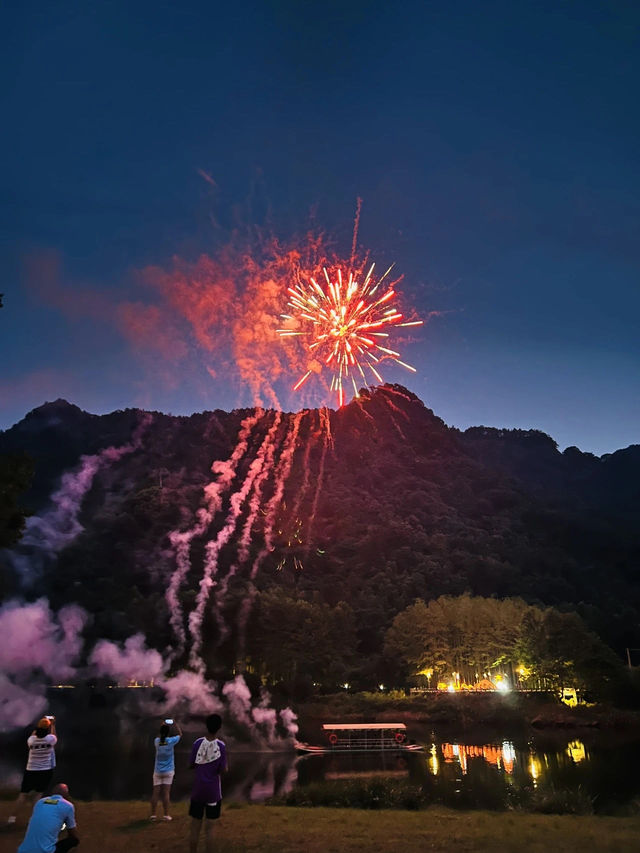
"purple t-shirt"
190,737,227,803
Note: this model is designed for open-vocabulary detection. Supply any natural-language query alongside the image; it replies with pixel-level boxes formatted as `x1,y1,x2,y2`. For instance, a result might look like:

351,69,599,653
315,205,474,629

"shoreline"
296,692,640,734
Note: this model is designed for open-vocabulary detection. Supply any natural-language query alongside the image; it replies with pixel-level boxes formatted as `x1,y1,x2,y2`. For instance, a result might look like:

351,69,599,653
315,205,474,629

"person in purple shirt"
188,713,227,853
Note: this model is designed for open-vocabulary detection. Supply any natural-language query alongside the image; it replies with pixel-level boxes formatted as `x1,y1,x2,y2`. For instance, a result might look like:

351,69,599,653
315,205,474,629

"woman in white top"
8,716,58,826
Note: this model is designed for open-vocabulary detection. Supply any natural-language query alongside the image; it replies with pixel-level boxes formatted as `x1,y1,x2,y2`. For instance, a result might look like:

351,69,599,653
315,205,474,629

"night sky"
2,0,638,455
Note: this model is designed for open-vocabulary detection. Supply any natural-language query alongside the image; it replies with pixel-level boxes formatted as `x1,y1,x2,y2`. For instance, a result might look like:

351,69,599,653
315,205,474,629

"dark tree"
0,452,34,548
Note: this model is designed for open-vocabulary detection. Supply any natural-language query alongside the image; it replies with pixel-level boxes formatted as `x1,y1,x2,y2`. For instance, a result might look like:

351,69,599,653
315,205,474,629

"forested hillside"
1,386,638,692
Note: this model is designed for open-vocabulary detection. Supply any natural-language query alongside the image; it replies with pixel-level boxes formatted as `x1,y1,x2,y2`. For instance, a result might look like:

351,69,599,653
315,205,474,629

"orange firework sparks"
277,263,423,407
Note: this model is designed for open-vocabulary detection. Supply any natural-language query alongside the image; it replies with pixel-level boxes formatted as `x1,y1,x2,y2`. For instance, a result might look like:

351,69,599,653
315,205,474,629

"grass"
2,801,640,852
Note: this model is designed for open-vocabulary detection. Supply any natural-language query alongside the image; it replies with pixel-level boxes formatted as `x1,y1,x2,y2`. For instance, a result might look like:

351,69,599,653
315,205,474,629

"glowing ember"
277,263,422,406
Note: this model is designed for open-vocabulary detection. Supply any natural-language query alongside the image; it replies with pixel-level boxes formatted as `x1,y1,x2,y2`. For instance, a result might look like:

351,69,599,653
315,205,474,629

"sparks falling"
277,264,423,406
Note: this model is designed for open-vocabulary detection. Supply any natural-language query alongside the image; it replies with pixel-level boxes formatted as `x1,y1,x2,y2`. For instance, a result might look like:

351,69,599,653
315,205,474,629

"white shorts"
153,771,175,786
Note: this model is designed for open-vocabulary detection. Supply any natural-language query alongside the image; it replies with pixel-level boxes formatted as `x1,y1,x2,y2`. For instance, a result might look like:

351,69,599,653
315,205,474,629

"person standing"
188,713,227,853
150,718,182,821
8,717,58,826
17,782,79,853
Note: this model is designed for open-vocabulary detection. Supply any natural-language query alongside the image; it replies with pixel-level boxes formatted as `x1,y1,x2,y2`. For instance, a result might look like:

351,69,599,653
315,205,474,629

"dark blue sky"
2,0,638,454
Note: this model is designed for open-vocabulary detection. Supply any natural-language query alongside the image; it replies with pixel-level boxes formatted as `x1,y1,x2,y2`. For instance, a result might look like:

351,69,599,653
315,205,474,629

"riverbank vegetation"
385,594,622,695
2,802,640,853
245,591,637,708
297,689,640,731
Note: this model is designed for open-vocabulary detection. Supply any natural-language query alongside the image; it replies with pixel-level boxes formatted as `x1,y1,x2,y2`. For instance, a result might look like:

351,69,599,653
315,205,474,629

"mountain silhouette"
1,385,638,673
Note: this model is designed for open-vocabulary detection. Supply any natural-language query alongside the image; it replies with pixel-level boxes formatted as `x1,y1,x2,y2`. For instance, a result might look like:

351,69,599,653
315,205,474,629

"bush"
529,784,595,815
271,779,429,810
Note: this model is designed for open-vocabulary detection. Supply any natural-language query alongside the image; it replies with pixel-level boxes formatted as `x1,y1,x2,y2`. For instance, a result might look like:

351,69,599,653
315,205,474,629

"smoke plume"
7,414,152,582
0,598,88,731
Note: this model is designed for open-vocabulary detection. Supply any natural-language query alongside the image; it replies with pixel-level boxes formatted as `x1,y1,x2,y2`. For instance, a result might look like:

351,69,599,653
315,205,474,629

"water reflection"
427,737,593,799
294,732,640,813
2,724,639,814
437,738,588,782
567,739,587,763
440,741,516,774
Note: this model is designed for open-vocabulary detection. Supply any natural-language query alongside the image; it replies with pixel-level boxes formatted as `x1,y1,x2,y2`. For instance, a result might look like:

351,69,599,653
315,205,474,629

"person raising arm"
150,718,182,821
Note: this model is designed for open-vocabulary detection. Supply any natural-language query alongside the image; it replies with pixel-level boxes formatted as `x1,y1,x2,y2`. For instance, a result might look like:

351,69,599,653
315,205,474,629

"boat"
295,722,423,754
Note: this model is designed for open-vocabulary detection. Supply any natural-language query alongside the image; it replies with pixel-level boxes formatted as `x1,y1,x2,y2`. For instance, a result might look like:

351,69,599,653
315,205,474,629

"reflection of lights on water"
501,741,515,774
567,740,586,763
428,743,439,775
502,742,515,761
529,755,542,787
441,742,515,775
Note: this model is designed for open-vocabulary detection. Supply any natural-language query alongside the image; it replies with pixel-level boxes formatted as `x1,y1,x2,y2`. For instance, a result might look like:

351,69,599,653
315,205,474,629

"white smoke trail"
251,703,277,744
221,675,292,746
188,411,283,672
166,411,262,655
279,706,299,740
236,412,304,654
211,413,284,646
7,414,152,582
221,673,253,728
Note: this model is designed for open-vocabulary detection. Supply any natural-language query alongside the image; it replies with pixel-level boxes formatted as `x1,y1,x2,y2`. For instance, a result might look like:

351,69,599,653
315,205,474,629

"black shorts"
189,799,222,820
21,769,53,794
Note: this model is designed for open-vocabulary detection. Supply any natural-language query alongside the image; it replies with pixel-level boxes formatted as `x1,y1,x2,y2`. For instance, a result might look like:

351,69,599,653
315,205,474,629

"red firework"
277,263,423,407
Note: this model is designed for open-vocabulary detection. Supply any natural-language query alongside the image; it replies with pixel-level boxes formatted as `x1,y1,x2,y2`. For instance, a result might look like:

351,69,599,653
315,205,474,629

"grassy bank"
2,801,640,852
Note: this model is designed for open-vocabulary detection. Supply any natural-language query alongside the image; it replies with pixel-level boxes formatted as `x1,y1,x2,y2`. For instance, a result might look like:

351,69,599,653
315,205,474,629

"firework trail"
210,411,284,646
287,410,314,536
236,412,304,656
383,396,408,441
384,384,416,406
350,197,362,270
251,411,305,580
166,411,262,655
188,411,283,672
304,407,331,558
8,414,152,582
354,396,377,428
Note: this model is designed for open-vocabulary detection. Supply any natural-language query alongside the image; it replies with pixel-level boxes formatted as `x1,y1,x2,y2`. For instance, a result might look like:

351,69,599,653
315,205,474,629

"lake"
2,693,640,814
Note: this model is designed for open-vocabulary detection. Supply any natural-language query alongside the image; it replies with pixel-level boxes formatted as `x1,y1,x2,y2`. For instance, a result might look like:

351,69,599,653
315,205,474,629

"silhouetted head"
205,713,222,735
35,717,51,739
159,723,170,743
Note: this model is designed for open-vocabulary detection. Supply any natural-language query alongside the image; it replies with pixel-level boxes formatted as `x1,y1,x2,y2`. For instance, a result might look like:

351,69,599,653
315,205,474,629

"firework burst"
277,263,423,406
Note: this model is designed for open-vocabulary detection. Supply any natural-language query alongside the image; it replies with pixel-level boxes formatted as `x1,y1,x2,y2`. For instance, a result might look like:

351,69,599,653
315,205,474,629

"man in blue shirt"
17,783,79,853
